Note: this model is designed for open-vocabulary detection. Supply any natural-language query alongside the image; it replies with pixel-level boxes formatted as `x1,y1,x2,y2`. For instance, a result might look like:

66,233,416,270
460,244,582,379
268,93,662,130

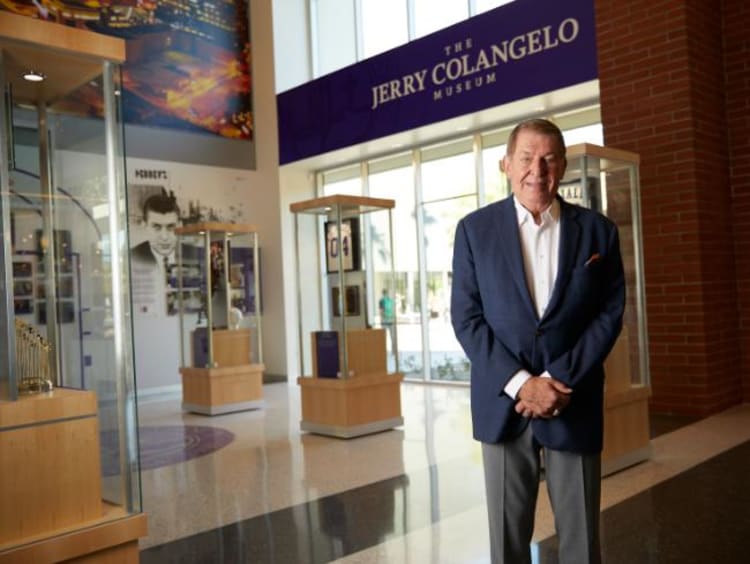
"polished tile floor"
137,383,750,563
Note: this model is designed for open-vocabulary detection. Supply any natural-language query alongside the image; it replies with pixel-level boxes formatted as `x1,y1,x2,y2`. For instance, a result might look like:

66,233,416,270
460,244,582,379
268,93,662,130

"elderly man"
451,118,625,564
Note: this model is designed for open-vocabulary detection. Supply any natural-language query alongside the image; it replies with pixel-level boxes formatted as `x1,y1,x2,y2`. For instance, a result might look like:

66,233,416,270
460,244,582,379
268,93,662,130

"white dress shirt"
503,196,561,399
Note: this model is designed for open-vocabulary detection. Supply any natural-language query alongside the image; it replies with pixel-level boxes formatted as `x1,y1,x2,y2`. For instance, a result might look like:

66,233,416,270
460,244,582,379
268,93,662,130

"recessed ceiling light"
22,70,46,82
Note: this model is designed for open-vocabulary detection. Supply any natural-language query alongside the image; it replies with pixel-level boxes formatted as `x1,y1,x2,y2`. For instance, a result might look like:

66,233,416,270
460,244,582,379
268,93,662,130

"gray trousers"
482,425,601,564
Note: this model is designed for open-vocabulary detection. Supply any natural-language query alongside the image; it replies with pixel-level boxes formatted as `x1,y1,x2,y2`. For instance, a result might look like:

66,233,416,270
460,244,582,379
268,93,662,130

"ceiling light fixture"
22,70,46,82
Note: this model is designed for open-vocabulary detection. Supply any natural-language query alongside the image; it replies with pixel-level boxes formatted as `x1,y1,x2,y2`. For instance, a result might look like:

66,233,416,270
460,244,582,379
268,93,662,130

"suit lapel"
495,198,537,319
542,198,581,321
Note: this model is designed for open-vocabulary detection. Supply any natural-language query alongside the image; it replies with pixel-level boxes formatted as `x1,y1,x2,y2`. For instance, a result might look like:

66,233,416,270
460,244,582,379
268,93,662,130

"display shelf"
175,222,265,415
291,194,403,438
565,144,652,476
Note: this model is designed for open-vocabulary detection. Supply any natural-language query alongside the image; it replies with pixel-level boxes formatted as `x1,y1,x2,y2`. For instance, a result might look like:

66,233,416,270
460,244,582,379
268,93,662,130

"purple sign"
277,0,597,164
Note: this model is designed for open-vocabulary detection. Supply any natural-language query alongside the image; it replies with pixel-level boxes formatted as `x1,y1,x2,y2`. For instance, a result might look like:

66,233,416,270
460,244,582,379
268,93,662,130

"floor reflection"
140,457,488,564
537,440,750,563
137,384,750,564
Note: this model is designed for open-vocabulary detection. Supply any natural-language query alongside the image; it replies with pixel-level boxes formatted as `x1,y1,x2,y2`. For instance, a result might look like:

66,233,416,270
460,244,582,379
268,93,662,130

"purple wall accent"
277,0,597,164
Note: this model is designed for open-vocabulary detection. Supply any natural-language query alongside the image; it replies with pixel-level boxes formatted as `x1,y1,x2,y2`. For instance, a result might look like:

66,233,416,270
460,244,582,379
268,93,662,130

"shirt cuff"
504,369,532,399
540,370,552,379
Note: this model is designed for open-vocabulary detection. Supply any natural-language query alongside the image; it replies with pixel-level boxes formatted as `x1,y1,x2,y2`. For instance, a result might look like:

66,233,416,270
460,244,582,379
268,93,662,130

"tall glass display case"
175,222,265,415
290,195,403,438
563,143,651,475
0,13,145,561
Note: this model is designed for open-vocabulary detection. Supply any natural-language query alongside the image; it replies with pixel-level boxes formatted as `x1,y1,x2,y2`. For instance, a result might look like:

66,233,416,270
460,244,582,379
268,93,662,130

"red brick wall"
594,0,742,415
724,0,750,403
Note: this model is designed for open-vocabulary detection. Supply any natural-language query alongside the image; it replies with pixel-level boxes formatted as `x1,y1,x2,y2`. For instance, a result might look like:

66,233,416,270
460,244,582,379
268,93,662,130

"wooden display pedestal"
601,332,652,476
297,372,404,438
0,388,147,563
602,385,651,476
182,327,265,415
181,364,265,415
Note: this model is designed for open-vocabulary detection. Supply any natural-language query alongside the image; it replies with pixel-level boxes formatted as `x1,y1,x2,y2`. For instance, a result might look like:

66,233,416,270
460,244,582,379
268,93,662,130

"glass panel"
9,112,106,389
176,230,209,365
414,0,468,37
603,166,643,386
475,0,516,14
563,123,604,146
322,166,362,196
564,148,648,390
482,142,508,204
361,0,409,58
315,0,357,75
175,228,262,368
52,66,139,510
421,137,473,163
422,195,476,381
368,160,423,378
420,145,475,203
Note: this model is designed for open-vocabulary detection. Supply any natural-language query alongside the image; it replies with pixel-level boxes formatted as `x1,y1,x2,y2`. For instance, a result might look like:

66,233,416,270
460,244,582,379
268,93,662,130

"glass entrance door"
421,196,474,381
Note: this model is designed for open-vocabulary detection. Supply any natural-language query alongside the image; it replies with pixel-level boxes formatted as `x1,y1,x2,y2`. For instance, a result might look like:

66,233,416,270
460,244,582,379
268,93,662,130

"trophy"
15,319,54,394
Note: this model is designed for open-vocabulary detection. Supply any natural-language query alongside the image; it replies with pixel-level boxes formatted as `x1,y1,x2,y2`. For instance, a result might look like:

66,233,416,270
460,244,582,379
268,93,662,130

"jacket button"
535,329,543,337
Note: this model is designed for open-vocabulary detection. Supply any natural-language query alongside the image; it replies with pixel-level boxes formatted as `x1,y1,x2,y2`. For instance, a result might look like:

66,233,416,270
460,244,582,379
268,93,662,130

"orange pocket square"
584,253,601,267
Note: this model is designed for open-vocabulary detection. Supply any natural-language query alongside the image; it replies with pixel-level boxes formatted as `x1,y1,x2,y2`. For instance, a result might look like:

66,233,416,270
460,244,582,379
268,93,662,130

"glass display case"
290,194,403,438
175,222,265,415
0,13,145,561
563,143,651,475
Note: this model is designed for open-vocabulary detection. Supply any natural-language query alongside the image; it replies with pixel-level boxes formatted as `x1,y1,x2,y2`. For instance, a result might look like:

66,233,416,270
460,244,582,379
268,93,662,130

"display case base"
297,372,403,438
180,363,265,415
0,389,148,562
0,509,146,564
182,399,265,415
602,385,652,476
301,416,404,439
0,389,102,544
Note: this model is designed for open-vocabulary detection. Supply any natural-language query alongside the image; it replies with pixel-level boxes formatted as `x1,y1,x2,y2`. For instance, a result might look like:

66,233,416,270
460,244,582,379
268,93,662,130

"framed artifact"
12,260,32,278
331,285,361,317
324,217,360,273
13,280,33,297
13,298,33,315
37,301,76,325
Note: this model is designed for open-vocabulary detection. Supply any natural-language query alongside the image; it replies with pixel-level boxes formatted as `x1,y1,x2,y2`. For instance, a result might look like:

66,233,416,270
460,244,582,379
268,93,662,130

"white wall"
278,166,318,379
250,0,285,381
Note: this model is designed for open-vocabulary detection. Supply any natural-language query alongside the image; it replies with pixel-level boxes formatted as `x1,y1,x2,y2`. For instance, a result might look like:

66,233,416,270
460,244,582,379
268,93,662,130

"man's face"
145,210,178,257
503,129,567,216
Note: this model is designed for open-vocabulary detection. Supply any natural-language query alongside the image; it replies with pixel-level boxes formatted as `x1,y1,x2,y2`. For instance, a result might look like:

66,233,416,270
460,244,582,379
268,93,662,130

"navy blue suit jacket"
451,196,625,454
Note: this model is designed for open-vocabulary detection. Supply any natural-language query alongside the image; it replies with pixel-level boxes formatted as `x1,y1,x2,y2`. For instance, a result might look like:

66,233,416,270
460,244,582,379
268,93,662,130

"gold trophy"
15,319,54,394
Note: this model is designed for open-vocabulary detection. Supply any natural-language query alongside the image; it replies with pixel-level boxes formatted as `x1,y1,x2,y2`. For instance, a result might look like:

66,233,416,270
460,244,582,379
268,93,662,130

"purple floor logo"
101,425,235,476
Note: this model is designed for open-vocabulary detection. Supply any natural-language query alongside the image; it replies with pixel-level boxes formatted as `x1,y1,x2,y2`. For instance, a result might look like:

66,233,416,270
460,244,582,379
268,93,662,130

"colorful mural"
0,0,253,140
